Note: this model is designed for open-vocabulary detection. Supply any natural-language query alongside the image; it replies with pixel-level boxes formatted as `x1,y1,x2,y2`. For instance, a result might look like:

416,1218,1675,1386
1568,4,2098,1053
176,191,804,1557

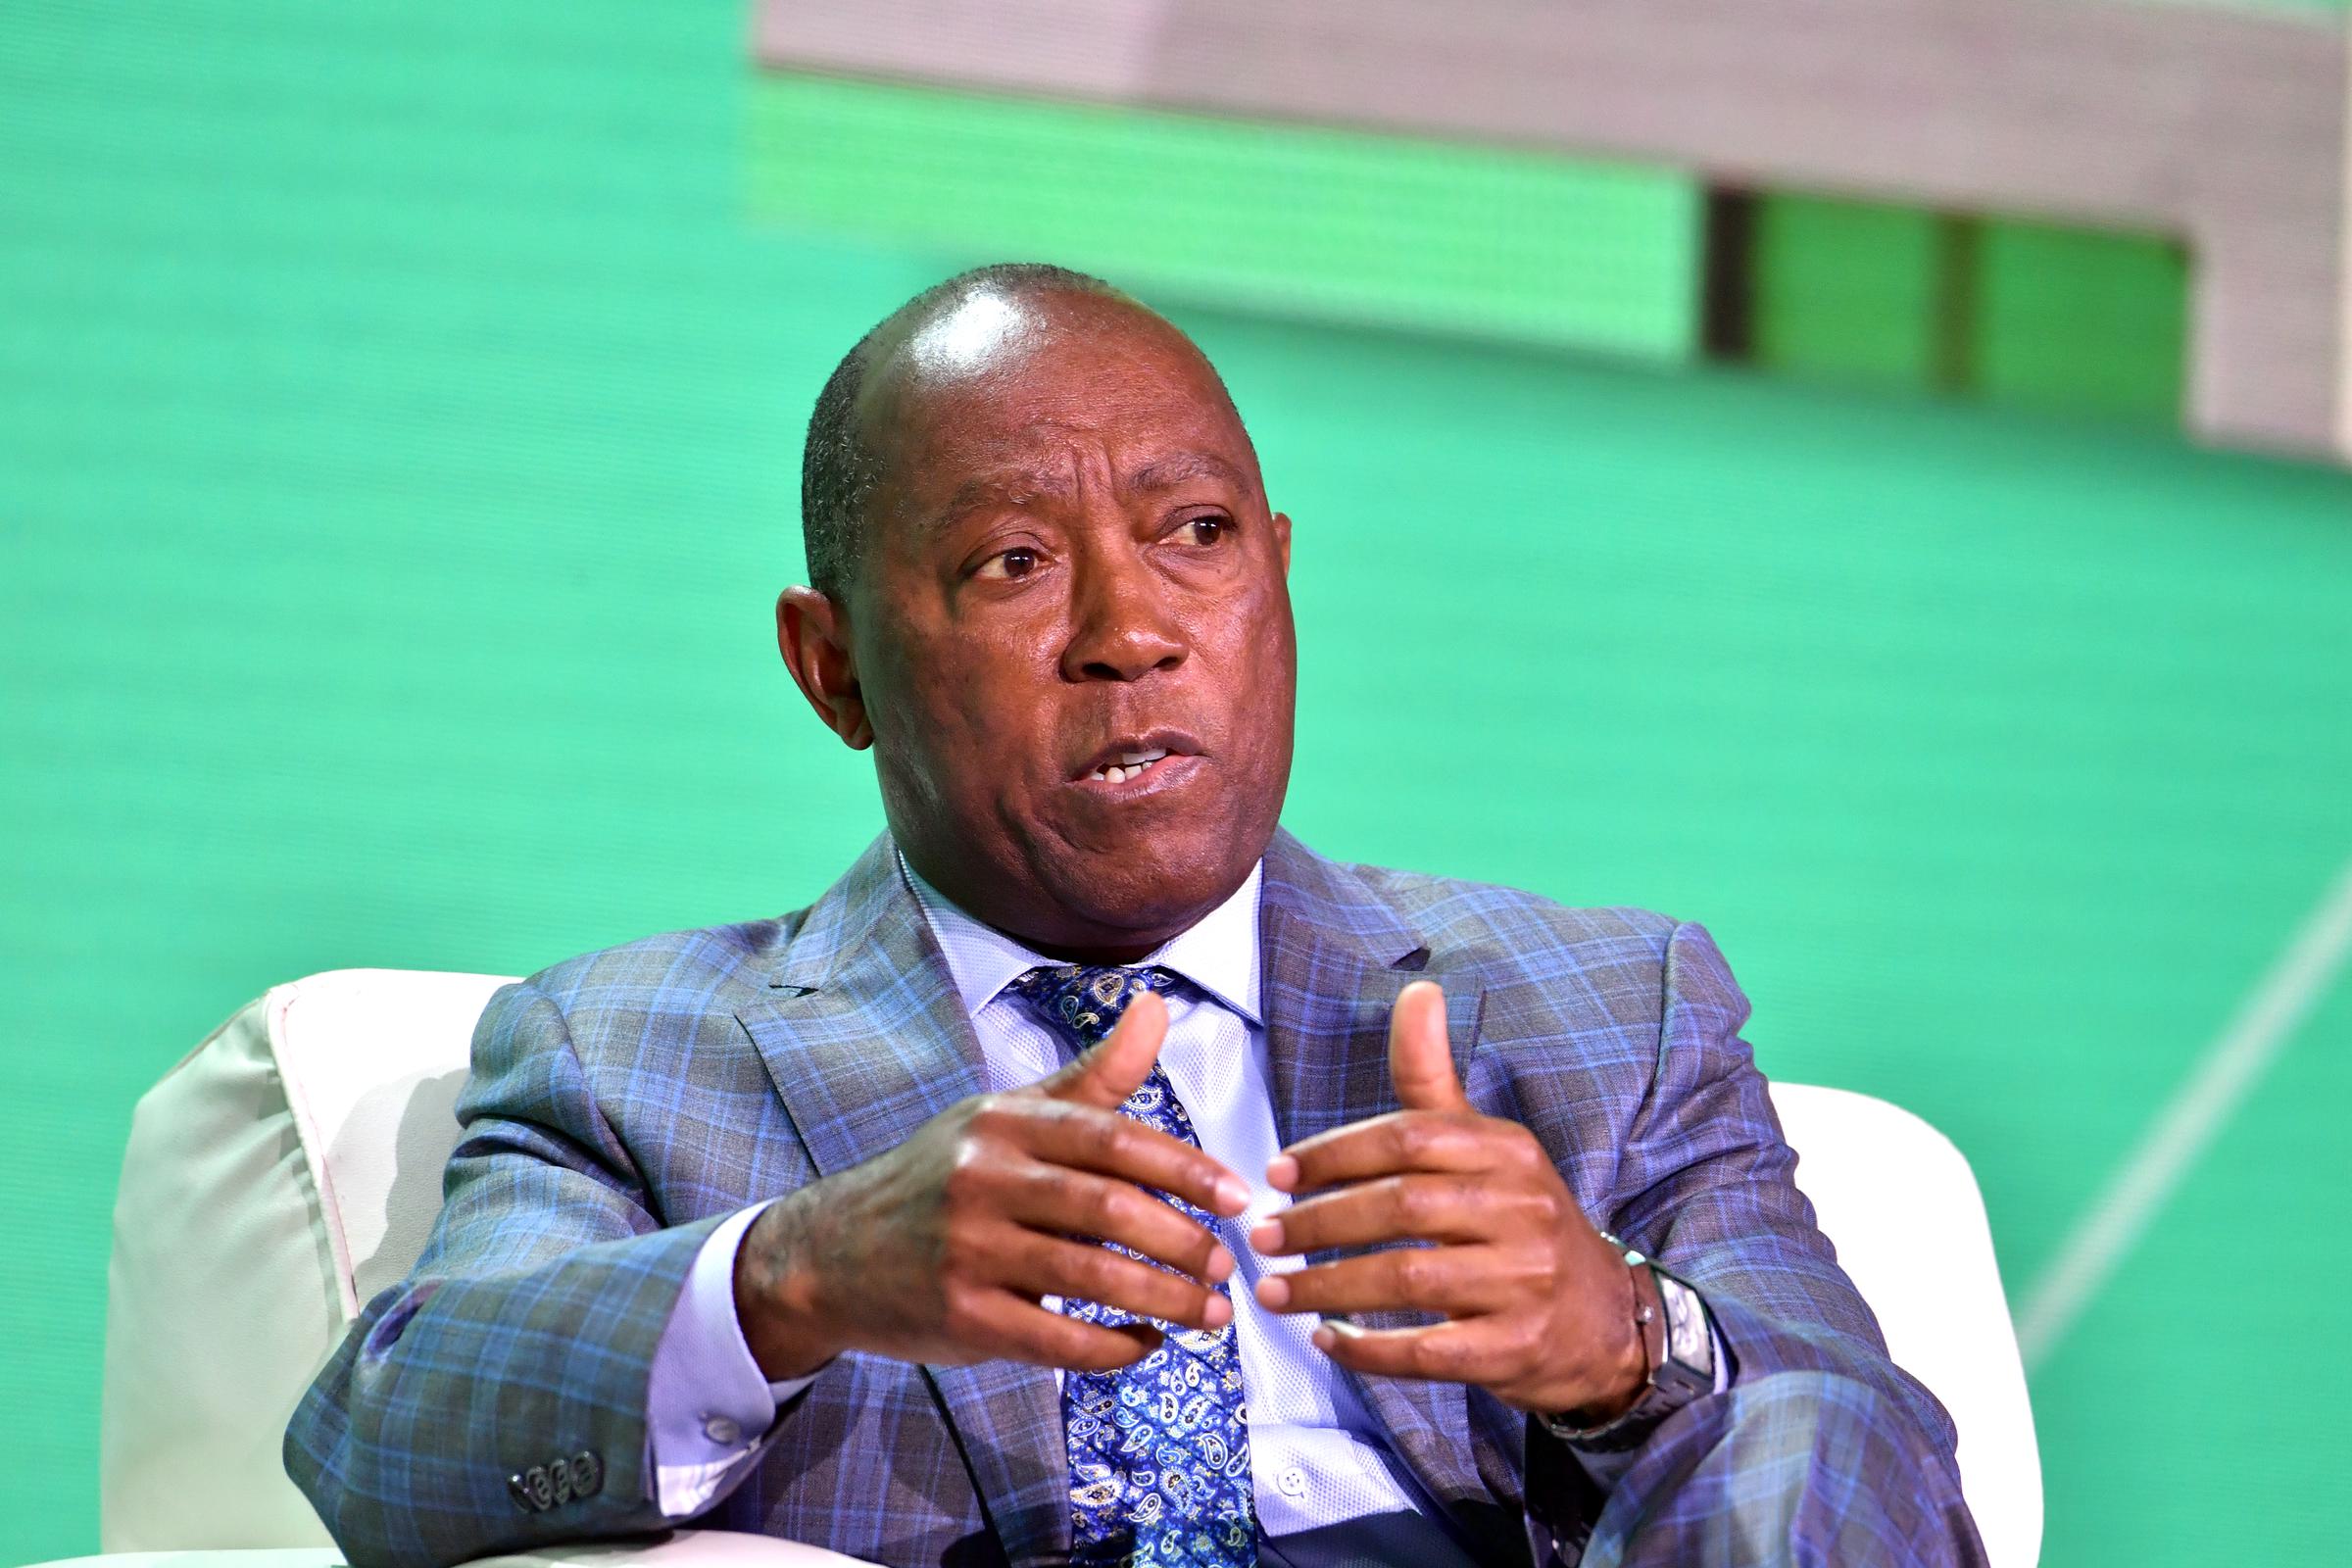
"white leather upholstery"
96,967,2040,1567
103,970,510,1550
43,1530,875,1568
1774,1086,2042,1568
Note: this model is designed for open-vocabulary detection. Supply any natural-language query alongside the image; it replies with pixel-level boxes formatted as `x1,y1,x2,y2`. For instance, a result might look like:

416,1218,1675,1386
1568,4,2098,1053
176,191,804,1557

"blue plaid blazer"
287,830,1969,1567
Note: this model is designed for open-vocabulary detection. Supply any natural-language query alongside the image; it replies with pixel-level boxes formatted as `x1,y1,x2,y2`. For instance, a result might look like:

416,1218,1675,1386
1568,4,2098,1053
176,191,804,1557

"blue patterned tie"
1005,964,1257,1568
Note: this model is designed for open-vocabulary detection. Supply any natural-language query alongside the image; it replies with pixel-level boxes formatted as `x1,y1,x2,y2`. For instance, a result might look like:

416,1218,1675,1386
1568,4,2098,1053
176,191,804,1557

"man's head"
779,265,1297,960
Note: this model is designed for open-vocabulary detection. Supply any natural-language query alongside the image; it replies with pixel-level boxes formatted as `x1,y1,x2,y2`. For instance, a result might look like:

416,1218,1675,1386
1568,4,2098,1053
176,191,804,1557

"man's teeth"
1091,748,1170,783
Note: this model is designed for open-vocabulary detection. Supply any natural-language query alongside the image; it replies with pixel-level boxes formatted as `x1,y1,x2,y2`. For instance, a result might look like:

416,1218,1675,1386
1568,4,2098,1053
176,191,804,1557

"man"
287,264,1984,1568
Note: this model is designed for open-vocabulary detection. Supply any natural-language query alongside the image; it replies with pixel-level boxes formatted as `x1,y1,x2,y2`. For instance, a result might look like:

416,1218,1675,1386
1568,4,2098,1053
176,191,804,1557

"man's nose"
1060,549,1187,683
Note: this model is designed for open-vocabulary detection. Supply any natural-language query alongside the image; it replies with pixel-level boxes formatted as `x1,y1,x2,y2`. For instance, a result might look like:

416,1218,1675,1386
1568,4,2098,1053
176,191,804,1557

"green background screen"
5,3,2350,1563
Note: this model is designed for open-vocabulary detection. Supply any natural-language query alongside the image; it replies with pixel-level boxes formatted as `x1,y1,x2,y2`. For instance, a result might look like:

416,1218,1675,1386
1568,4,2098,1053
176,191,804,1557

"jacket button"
550,1459,574,1504
524,1464,554,1510
506,1473,539,1513
569,1449,603,1498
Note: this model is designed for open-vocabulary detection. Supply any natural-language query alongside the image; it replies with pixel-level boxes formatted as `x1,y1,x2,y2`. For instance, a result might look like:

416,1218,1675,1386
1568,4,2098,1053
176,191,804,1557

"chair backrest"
103,969,2039,1566
1771,1084,2042,1568
103,968,510,1549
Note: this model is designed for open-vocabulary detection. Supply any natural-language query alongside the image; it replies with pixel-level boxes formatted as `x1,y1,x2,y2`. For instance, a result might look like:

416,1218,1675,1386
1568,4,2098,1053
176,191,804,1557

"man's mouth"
1089,747,1170,784
1073,730,1203,786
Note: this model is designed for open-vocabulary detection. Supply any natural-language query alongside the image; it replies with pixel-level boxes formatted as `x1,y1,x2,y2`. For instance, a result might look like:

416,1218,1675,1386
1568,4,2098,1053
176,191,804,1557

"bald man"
288,265,1985,1568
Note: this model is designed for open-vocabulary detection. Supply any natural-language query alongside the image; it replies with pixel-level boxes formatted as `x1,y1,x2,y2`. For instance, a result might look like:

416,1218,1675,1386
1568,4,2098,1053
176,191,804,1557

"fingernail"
1310,1324,1336,1351
1214,1175,1250,1214
1203,1293,1232,1329
1254,1275,1292,1310
1266,1154,1299,1191
1319,1315,1361,1339
1205,1246,1235,1285
1249,1219,1284,1253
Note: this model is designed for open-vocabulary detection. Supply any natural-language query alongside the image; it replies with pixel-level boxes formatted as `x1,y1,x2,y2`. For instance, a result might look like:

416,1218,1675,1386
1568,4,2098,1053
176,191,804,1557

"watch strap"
1541,1234,1713,1452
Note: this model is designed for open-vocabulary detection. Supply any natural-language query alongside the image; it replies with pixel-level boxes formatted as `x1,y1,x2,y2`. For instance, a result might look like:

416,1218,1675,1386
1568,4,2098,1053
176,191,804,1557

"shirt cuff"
646,1200,823,1519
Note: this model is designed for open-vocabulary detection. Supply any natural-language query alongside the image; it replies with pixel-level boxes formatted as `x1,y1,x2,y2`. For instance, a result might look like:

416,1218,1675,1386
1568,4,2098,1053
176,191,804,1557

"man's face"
821,288,1296,956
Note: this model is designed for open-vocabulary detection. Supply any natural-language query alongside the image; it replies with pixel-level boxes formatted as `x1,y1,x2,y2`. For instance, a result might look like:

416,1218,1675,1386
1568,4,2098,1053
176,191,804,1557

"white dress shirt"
643,857,1700,1528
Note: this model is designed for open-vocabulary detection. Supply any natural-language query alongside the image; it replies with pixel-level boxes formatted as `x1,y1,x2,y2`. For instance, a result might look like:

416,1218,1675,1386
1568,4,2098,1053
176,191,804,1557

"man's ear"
1274,511,1293,576
776,586,872,750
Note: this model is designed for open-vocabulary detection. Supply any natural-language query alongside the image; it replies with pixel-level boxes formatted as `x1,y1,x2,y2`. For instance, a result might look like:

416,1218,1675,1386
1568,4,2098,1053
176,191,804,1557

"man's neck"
898,850,1266,1024
893,849,1249,964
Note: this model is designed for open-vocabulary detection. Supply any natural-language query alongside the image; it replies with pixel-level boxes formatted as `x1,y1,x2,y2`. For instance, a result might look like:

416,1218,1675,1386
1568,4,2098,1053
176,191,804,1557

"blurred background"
4,1,2350,1563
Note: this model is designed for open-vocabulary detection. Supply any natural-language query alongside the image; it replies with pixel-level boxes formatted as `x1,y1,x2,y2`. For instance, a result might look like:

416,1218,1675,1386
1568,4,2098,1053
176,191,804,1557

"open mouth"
1073,729,1203,787
1088,747,1172,785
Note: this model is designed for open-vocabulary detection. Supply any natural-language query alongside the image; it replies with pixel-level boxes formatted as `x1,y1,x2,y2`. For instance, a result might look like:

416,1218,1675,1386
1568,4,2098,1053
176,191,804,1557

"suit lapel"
735,836,1070,1567
1258,834,1491,1519
733,831,1509,1556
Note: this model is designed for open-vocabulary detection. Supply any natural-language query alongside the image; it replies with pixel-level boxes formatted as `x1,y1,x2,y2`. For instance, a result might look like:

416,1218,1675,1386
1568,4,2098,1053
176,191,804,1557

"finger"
1310,1315,1533,1387
1250,1174,1535,1255
1389,981,1468,1112
1035,990,1168,1111
1267,1109,1510,1196
994,1158,1237,1282
1015,1099,1250,1217
1039,991,1169,1109
956,1288,1164,1373
993,1232,1235,1335
1254,1245,1511,1318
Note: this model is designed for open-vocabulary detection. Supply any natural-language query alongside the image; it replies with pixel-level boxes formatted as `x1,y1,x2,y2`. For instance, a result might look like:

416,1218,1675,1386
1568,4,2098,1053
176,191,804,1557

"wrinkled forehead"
858,289,1259,506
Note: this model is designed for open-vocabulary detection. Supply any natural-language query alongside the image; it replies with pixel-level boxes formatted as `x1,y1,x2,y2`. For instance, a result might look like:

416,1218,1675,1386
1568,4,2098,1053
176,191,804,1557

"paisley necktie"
1004,964,1257,1568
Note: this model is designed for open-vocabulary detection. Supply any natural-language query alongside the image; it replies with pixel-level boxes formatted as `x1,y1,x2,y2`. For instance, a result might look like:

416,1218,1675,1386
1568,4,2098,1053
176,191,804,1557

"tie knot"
1006,964,1178,1050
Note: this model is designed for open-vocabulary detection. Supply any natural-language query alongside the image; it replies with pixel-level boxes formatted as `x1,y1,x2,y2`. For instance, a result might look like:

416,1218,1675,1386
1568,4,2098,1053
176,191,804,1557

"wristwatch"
1538,1234,1715,1452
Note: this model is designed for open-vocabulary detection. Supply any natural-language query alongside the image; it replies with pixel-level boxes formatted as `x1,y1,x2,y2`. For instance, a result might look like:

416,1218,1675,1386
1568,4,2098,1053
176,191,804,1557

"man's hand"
734,992,1251,1380
1248,981,1648,1420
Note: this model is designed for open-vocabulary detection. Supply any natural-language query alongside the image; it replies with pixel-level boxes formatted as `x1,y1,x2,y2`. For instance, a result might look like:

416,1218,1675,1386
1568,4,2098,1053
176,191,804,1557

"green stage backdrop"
5,3,2351,1564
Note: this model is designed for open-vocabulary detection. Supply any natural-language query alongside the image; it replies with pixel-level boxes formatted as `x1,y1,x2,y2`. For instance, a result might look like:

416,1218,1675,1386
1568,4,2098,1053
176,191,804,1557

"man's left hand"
1249,981,1647,1421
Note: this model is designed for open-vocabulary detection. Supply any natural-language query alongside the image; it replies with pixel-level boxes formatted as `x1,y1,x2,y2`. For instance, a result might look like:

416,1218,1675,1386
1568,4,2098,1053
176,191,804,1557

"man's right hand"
733,992,1249,1379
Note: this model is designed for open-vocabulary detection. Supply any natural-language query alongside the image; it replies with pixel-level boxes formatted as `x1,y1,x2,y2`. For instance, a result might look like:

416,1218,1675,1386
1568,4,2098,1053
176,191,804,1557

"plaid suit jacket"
286,830,1968,1568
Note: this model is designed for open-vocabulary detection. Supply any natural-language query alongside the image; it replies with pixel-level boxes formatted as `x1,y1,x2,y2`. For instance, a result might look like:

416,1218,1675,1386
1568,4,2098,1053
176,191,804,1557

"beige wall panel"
757,0,2351,458
2342,19,2352,456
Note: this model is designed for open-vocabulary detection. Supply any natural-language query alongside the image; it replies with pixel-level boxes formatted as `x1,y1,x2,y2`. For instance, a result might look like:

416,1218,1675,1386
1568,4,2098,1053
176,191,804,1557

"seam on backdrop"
2015,854,2352,1371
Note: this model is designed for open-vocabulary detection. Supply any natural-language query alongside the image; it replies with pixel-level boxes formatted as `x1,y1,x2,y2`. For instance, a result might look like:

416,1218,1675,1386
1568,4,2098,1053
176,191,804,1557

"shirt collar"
898,852,1264,1028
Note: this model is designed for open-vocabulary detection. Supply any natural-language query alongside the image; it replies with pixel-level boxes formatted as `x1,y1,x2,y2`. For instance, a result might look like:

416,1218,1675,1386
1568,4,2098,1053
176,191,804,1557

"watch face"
1657,1272,1711,1373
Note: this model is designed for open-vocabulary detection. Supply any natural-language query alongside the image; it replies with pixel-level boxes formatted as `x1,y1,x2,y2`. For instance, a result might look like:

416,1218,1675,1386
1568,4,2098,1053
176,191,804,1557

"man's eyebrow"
1125,452,1251,493
921,452,1251,536
926,467,1075,531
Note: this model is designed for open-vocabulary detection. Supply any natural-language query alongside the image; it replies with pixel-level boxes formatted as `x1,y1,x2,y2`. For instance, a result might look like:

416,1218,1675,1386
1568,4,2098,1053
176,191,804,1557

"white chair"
1771,1087,2043,1567
50,968,2039,1568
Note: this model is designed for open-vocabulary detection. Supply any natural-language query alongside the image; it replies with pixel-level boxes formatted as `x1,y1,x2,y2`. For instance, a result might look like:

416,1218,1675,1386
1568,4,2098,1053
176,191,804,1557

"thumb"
1042,990,1167,1109
1388,980,1468,1111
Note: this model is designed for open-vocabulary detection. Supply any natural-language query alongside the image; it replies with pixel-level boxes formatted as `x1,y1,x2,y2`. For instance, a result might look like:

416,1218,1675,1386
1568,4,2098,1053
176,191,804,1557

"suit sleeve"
1609,920,1960,1453
284,979,732,1568
1519,921,1977,1564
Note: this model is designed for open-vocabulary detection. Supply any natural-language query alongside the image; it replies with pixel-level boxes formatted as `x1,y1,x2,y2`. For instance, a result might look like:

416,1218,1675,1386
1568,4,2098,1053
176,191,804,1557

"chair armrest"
27,1530,883,1568
474,1529,881,1568
23,1552,349,1568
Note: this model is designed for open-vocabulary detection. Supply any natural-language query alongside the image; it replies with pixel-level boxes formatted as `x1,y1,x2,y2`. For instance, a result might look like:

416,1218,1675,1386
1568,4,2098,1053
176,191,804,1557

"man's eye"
976,548,1039,581
1187,516,1229,546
